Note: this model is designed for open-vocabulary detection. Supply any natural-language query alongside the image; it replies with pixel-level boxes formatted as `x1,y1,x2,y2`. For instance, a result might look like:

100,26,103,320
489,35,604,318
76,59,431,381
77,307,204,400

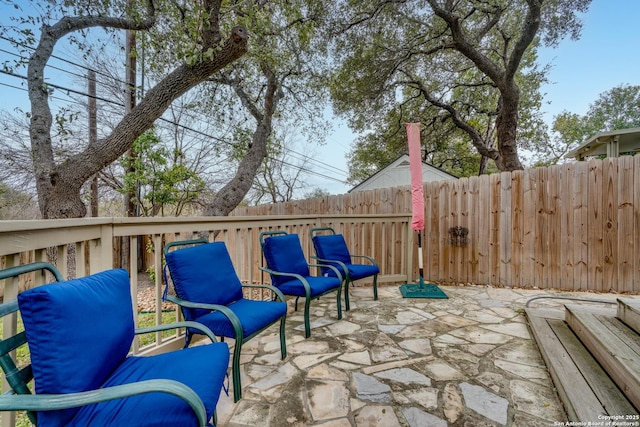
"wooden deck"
526,298,640,421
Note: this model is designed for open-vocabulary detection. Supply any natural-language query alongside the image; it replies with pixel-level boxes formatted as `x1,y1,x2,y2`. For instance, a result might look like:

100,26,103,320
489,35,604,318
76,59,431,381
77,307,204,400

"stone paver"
460,381,509,425
353,372,391,402
213,284,617,426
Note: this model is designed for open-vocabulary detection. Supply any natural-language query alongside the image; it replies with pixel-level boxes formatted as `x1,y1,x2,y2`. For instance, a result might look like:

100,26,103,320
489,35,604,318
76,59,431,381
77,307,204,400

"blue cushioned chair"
163,239,288,402
310,227,379,311
259,231,343,338
0,262,229,427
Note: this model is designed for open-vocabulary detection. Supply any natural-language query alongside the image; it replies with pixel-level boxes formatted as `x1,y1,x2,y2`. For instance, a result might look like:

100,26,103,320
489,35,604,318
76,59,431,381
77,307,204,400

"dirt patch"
136,273,176,313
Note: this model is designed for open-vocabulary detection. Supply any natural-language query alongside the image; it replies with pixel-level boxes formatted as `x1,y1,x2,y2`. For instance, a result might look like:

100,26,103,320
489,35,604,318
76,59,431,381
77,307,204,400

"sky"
1,0,639,196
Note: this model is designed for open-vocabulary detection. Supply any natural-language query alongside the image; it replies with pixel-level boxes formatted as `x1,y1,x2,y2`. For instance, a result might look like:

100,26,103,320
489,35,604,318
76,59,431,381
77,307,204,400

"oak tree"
3,0,248,218
326,0,590,173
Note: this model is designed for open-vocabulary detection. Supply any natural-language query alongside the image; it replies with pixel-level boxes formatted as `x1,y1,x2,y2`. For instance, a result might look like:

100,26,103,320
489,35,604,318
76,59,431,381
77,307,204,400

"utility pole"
122,27,137,270
88,69,99,217
124,28,137,217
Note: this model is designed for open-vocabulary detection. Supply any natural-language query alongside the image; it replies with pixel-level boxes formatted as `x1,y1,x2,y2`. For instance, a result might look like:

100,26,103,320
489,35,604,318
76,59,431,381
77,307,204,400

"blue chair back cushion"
262,234,310,286
18,269,135,426
312,234,352,277
312,234,352,264
166,242,244,319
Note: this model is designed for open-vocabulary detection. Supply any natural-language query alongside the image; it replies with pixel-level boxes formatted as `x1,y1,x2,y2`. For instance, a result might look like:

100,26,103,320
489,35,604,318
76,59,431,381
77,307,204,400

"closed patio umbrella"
400,123,447,298
407,122,425,285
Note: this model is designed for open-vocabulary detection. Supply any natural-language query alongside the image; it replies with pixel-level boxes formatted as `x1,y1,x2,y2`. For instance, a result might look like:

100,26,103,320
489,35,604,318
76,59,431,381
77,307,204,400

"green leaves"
120,129,205,216
325,0,592,174
540,84,640,165
584,84,640,133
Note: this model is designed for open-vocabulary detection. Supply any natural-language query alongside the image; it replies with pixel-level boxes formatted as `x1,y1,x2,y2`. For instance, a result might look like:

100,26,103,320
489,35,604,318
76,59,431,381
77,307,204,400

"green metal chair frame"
163,239,288,402
259,230,344,338
0,262,222,427
309,226,379,310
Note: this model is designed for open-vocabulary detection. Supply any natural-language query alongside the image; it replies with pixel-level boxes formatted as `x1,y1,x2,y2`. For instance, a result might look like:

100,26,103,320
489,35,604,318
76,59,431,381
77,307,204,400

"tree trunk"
203,125,270,217
203,65,282,217
494,90,524,171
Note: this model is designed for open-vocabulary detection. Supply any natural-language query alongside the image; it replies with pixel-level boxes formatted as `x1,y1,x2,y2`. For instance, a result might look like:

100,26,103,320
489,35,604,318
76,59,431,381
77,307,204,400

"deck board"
526,308,606,421
565,305,640,412
618,298,640,333
548,318,636,417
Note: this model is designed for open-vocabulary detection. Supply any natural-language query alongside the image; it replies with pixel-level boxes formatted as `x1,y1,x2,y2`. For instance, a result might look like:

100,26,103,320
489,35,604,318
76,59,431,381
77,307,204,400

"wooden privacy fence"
233,156,640,293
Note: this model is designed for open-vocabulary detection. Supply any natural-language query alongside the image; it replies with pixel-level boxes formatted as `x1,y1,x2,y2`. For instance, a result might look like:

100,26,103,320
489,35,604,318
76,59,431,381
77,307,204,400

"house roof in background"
565,127,640,160
348,153,458,193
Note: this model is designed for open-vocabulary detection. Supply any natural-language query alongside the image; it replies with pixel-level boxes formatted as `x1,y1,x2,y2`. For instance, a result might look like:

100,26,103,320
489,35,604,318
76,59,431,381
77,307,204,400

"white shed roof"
349,153,457,193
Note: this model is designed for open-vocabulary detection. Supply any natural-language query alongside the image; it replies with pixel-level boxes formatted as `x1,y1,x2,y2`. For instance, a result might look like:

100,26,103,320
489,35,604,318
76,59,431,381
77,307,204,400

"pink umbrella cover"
406,122,424,231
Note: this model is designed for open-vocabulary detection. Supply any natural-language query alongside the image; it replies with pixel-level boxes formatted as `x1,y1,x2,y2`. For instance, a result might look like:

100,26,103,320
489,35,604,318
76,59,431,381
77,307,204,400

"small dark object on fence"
448,226,470,247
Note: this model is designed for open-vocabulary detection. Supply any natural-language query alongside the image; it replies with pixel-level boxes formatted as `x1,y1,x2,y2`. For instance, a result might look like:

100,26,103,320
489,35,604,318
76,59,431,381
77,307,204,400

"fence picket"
230,158,638,292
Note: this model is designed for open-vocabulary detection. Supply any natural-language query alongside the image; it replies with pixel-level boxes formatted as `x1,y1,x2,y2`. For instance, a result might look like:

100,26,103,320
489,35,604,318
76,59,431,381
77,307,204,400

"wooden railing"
0,214,414,356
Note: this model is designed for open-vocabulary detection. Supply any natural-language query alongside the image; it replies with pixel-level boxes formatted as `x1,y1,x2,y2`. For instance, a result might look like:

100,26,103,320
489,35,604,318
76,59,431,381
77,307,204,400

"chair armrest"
349,254,378,266
0,379,209,427
135,321,218,344
259,267,304,281
165,295,244,340
241,284,287,303
307,264,343,282
259,267,312,296
310,256,348,272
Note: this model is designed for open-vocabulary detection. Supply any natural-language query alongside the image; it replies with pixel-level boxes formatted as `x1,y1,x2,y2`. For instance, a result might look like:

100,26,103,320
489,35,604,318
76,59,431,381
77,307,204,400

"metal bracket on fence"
447,226,470,247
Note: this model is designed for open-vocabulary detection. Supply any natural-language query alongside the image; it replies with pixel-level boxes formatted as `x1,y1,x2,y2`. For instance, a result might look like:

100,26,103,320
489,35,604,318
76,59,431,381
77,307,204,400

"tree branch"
403,74,499,160
505,0,542,79
204,63,284,216
425,0,504,83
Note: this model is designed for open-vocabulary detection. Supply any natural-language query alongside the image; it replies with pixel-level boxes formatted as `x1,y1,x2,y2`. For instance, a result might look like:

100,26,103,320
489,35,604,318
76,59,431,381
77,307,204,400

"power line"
0,39,350,185
0,79,98,107
287,150,349,177
0,34,130,87
0,69,126,106
0,81,24,92
276,157,347,183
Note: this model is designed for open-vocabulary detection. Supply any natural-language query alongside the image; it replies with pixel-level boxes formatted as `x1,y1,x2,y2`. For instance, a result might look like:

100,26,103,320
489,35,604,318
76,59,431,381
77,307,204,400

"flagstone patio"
213,283,620,426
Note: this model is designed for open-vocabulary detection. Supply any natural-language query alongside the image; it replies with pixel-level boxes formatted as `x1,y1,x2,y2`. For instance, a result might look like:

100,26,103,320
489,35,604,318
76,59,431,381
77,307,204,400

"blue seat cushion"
348,263,379,280
278,275,341,297
312,235,379,280
191,298,287,338
67,344,230,426
262,234,310,286
330,263,380,281
18,269,135,426
166,242,244,319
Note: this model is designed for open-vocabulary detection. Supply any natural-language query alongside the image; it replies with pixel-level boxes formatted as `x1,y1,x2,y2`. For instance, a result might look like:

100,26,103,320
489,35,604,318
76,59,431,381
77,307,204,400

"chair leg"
303,297,312,338
344,279,351,312
232,338,243,402
294,296,300,312
183,330,194,349
279,316,287,359
373,274,378,300
336,285,343,320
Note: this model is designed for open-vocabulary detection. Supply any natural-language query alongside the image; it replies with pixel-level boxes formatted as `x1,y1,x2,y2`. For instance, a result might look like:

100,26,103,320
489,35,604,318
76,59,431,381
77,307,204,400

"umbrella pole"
417,230,424,285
